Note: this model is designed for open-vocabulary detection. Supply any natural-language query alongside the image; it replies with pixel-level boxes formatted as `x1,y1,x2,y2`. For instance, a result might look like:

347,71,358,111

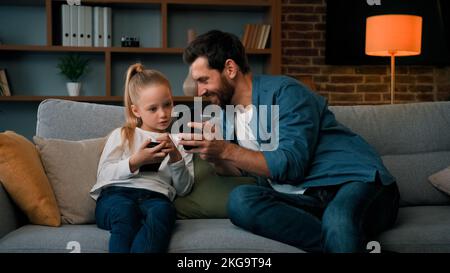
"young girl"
90,63,194,253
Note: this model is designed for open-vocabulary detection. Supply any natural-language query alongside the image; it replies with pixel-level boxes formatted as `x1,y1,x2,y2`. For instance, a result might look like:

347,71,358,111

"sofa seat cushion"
377,206,450,253
0,224,109,253
169,219,303,253
0,220,303,253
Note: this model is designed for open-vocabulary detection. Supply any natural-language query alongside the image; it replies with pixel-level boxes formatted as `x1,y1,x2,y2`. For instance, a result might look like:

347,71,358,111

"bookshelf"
0,0,281,102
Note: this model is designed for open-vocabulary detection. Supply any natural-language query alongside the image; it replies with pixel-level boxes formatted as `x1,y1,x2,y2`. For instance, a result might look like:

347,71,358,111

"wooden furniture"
0,0,281,103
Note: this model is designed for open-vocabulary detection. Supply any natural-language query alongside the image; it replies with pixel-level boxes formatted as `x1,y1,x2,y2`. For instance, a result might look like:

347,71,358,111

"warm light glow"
366,14,422,56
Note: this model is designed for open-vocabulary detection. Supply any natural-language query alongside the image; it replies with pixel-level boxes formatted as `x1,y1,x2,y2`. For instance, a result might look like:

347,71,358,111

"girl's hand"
129,139,167,172
157,133,182,164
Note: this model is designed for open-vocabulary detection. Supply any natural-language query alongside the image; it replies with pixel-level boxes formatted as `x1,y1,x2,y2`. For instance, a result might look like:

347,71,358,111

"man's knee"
321,203,361,252
227,185,266,229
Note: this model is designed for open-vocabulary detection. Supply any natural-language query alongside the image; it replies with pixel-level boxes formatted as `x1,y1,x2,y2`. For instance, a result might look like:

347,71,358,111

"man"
179,30,399,253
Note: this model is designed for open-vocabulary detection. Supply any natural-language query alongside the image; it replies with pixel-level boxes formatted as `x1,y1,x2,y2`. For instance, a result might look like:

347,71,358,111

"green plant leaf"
57,54,90,82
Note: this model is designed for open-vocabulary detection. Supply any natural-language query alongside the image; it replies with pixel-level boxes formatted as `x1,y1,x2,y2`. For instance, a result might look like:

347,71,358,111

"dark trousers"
95,186,176,253
227,180,399,253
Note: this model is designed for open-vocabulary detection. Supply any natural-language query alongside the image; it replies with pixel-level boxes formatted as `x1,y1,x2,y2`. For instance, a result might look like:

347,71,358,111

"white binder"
103,7,112,47
94,6,104,47
61,4,70,46
77,5,85,46
85,6,93,46
69,5,78,46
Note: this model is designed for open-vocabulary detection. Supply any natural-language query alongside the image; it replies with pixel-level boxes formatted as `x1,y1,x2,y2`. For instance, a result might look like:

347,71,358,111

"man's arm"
220,142,270,177
207,143,271,177
179,138,270,177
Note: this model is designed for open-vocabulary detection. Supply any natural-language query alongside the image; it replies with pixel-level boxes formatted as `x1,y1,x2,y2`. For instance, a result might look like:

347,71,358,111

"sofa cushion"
382,151,450,206
33,136,107,224
377,206,450,253
428,165,450,196
36,99,124,141
0,224,109,253
174,155,256,219
167,219,303,253
0,220,303,253
329,102,450,157
0,131,61,227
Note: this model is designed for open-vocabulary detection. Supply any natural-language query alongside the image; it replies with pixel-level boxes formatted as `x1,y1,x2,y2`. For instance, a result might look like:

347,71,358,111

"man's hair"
183,30,251,74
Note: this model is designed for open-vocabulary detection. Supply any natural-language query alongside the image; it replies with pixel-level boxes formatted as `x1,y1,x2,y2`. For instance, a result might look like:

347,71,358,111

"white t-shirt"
234,106,306,195
90,127,194,201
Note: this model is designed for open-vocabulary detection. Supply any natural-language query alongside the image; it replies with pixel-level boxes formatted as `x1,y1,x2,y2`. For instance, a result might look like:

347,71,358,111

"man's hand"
179,121,242,176
179,132,234,161
179,121,270,178
179,121,232,161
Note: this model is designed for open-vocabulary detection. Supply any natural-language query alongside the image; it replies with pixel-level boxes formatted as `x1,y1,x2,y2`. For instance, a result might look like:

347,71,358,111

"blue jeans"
227,180,399,253
95,186,176,253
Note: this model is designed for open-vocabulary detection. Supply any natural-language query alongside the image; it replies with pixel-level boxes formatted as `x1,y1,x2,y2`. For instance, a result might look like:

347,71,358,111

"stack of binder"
62,4,112,47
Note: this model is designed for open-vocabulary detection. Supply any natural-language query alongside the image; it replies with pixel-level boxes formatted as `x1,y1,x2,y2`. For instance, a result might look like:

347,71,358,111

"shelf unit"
0,0,281,103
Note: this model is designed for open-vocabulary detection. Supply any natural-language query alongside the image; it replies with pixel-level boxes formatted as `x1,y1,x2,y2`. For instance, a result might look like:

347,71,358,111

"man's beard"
211,74,234,108
200,74,234,108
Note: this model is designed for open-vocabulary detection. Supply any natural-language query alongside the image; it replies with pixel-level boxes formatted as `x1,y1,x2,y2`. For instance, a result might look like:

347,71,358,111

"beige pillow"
0,131,61,226
428,166,450,195
34,136,107,224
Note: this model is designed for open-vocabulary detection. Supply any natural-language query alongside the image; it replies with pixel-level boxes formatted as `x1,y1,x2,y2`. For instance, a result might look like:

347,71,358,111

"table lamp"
365,14,422,104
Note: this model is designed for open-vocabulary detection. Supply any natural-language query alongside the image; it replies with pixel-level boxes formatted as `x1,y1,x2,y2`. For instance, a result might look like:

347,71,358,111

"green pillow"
174,155,256,219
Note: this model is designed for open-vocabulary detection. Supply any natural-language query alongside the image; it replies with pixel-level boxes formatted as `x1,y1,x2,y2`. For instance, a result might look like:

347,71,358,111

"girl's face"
131,84,173,133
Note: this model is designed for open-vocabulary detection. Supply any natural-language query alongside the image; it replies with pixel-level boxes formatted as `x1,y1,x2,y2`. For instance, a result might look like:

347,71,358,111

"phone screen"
140,142,163,172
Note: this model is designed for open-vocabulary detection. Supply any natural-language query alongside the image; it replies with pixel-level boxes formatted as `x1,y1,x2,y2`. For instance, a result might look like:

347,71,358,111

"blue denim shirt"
249,74,395,190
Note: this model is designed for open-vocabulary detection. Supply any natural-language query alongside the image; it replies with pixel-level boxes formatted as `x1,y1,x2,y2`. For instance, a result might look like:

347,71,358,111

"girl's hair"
121,63,172,150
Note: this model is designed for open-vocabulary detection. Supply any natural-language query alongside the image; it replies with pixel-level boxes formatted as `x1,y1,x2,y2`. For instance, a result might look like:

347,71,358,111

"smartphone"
182,114,213,150
140,142,163,172
146,141,160,149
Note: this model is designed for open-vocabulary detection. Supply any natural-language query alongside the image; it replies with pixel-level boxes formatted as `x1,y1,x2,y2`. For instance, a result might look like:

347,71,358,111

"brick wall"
281,0,450,105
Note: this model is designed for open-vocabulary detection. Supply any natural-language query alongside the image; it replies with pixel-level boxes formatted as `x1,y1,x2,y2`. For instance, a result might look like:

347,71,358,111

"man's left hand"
179,121,234,162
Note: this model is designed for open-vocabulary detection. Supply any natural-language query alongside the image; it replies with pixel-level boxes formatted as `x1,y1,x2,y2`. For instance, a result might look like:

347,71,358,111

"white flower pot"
67,82,81,96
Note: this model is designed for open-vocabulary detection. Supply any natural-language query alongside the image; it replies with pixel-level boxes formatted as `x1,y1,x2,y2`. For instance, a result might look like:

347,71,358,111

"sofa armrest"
0,182,22,239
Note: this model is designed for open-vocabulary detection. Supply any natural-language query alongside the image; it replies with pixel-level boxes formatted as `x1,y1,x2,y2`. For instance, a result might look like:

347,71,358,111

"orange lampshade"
366,14,422,56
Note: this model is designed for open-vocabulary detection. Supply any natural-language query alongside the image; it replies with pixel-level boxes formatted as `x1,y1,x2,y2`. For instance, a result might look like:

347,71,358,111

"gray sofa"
0,99,449,253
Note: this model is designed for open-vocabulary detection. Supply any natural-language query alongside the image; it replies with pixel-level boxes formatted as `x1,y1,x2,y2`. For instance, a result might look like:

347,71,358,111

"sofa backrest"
37,99,125,140
37,99,450,206
329,102,450,206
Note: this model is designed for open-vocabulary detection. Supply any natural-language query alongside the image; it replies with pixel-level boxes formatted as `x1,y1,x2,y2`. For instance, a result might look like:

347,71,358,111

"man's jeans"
95,186,176,253
227,180,400,253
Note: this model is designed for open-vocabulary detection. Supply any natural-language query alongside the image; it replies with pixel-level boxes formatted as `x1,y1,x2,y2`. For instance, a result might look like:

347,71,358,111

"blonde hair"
121,63,172,150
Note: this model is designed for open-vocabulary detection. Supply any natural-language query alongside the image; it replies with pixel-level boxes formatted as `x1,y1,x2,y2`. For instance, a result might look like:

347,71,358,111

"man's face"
191,57,235,108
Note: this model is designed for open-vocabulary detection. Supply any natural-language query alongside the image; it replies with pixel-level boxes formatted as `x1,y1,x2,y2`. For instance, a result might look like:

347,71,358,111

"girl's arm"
165,134,194,196
168,152,194,196
97,128,138,182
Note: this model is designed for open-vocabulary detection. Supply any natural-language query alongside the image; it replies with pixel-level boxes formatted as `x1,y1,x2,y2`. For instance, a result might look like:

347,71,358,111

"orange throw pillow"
0,131,61,226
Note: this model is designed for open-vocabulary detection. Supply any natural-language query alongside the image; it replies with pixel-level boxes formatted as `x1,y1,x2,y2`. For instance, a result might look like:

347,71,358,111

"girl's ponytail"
121,63,145,150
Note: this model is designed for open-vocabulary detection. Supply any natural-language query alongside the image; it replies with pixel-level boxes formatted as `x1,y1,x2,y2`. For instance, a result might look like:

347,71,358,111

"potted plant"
57,54,89,96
